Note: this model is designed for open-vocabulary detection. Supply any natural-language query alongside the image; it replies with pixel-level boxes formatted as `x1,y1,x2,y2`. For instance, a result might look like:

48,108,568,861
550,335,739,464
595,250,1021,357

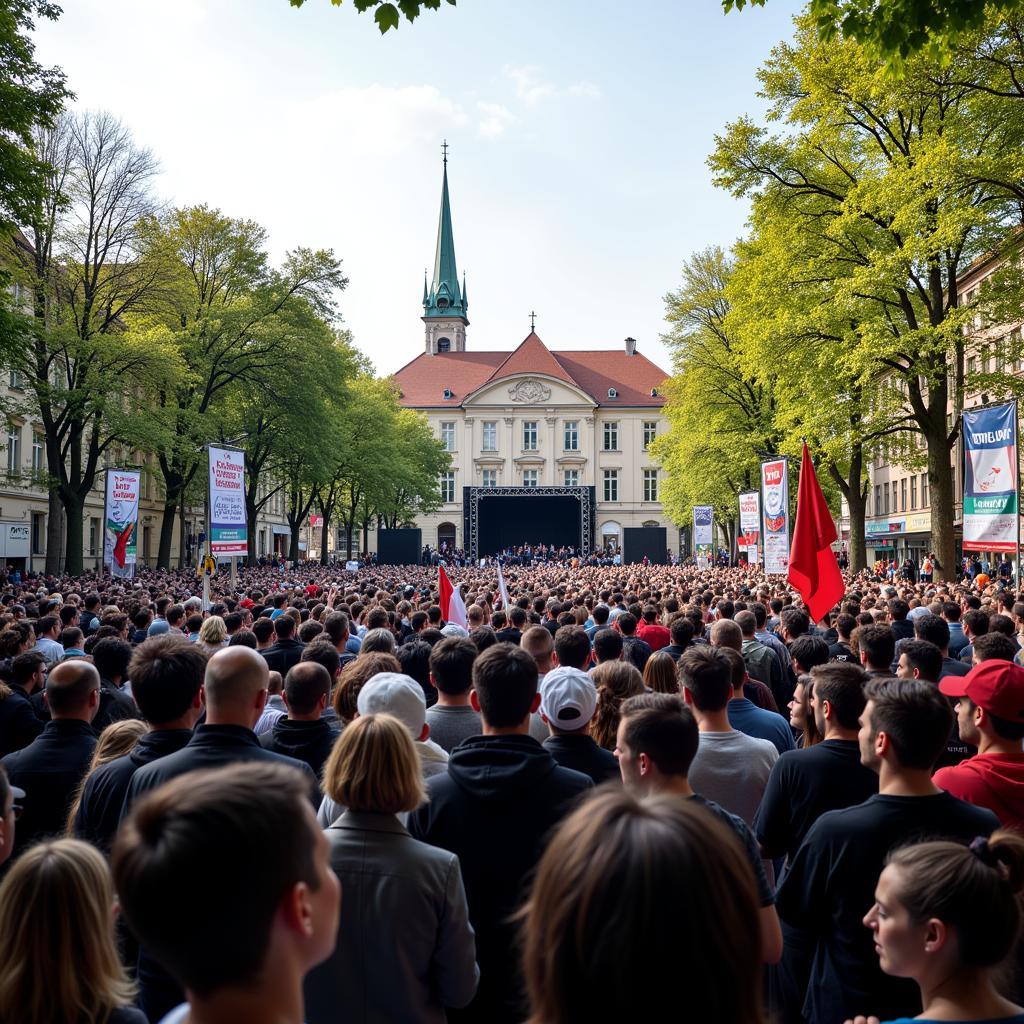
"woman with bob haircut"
642,650,680,695
196,615,228,654
0,838,146,1023
305,713,478,1024
853,830,1024,1024
519,788,765,1024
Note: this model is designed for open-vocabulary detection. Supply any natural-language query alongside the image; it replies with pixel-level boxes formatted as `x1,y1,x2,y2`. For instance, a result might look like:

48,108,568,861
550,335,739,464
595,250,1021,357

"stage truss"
463,486,596,563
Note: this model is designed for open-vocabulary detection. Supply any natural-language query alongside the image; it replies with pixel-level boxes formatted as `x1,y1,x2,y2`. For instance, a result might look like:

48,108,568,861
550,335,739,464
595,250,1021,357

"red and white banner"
439,565,467,628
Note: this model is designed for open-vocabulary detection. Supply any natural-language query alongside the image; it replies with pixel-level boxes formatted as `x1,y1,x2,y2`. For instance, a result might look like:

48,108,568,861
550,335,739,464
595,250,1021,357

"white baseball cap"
540,666,598,731
357,672,426,739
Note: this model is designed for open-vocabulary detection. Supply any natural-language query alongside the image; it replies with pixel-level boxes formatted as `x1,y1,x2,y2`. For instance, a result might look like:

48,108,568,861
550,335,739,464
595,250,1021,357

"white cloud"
476,101,516,139
503,64,555,105
568,81,602,99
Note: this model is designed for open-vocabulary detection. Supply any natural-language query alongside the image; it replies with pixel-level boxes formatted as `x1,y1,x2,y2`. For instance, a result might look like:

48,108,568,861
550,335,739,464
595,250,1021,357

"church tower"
423,143,468,354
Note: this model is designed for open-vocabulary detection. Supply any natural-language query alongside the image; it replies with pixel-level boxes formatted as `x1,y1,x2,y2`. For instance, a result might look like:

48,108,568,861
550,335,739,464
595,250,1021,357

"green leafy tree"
288,0,455,33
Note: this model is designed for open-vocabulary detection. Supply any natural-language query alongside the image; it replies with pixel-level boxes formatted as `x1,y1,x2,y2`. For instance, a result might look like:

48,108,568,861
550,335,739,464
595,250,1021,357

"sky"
33,0,803,376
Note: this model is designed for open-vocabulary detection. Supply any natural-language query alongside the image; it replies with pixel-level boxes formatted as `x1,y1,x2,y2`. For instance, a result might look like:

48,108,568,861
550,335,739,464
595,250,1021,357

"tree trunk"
320,514,331,565
847,484,867,575
928,438,957,582
157,496,178,570
246,495,258,562
45,490,63,575
178,504,188,569
289,525,301,563
63,493,85,576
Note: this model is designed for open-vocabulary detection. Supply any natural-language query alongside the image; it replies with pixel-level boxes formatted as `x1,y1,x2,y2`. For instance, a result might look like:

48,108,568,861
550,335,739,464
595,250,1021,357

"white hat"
540,666,598,731
440,623,470,638
357,672,426,739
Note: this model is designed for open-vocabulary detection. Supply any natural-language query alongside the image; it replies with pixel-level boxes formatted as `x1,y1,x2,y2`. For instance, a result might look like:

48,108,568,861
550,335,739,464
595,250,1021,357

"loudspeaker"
377,529,423,566
623,527,668,565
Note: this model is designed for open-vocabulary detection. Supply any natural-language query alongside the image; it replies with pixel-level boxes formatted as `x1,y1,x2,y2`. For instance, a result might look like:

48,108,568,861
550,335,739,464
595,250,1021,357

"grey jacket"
304,810,479,1024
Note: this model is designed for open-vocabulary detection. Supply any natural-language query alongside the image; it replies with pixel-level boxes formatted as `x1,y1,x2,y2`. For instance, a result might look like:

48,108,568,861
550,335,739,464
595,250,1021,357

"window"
482,469,497,488
482,421,497,451
31,434,44,476
89,516,100,557
968,356,979,377
883,483,890,515
643,421,657,448
523,469,538,488
910,475,917,510
603,469,619,502
31,512,44,555
875,485,882,517
8,370,22,390
522,421,538,450
440,472,455,503
900,477,907,512
440,421,456,452
563,420,579,451
437,337,451,353
6,424,20,475
603,422,618,451
921,472,929,507
564,469,579,487
643,469,659,502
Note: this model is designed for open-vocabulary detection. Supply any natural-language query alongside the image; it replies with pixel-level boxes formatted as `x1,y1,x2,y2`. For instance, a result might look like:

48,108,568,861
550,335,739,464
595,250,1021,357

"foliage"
288,0,455,33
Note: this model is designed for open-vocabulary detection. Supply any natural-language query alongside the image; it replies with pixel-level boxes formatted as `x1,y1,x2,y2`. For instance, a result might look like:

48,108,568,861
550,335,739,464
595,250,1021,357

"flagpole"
1016,400,1021,591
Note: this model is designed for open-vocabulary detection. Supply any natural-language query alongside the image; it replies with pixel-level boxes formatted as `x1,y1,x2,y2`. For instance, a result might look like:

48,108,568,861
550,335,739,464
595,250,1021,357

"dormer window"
437,297,449,309
607,387,618,399
650,387,658,397
443,388,454,400
437,337,451,353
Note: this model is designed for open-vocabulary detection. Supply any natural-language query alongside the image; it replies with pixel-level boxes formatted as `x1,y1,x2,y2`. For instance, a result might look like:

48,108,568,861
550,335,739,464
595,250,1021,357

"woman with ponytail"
588,660,644,750
849,830,1024,1024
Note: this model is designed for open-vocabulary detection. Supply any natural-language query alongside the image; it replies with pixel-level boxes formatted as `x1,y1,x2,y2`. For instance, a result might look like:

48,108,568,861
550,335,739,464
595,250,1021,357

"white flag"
497,560,511,610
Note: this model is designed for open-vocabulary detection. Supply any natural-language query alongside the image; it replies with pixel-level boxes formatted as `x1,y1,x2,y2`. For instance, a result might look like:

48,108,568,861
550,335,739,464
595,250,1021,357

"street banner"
693,505,714,568
208,446,248,556
963,401,1019,553
103,469,140,579
739,490,761,564
761,457,790,574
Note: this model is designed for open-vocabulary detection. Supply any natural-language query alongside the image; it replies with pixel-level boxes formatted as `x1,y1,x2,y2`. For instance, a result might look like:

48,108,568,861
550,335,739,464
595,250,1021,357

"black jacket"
543,733,621,785
2,718,97,858
494,627,522,645
260,637,306,676
259,717,339,781
0,685,45,757
408,734,592,1024
31,677,139,733
622,635,652,672
73,728,193,852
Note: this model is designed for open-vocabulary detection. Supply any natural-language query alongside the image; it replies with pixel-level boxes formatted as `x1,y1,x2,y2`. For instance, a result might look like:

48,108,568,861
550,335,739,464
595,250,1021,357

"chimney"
624,337,637,356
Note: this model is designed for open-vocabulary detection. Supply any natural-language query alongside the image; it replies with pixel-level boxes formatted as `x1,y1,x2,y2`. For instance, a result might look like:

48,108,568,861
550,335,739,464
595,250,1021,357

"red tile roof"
392,334,669,408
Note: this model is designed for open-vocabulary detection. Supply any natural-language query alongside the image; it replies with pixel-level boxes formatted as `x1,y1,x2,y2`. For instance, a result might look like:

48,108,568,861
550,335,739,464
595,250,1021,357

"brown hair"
520,790,764,1024
0,839,137,1023
321,713,425,814
66,718,148,834
332,652,401,725
642,650,680,695
589,660,645,750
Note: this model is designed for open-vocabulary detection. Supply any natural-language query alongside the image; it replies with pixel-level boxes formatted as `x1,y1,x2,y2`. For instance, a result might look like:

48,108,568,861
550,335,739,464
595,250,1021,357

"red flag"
788,442,844,623
438,565,468,628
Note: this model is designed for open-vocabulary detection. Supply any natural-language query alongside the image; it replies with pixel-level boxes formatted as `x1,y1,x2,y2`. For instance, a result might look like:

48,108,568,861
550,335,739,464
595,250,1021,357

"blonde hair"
0,839,136,1023
321,713,425,814
66,718,148,834
589,660,645,750
199,615,228,646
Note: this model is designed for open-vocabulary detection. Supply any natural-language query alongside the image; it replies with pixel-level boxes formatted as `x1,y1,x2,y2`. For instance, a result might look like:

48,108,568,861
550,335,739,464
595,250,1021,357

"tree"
711,17,1024,579
288,0,455,33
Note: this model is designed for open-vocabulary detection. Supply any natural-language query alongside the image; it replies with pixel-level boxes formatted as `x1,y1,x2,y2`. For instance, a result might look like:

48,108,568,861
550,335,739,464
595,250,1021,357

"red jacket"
933,752,1024,830
635,622,671,652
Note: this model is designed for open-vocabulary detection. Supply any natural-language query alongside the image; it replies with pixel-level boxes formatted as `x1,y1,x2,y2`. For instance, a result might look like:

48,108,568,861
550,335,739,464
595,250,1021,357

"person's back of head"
898,639,943,682
11,651,43,689
203,646,270,728
809,662,868,734
710,619,743,652
554,625,591,670
301,640,340,678
734,610,757,638
888,599,909,622
283,662,331,719
618,692,698,785
360,628,396,655
854,624,897,671
790,634,830,673
942,601,962,622
592,604,610,627
617,613,638,637
113,763,338,1009
323,611,349,647
0,838,135,1024
780,607,810,640
973,633,1020,663
520,789,764,1024
592,627,623,664
679,646,733,713
510,606,528,629
129,635,207,727
521,624,554,666
914,613,950,652
429,636,477,697
836,613,857,642
669,616,694,650
472,643,538,730
60,626,83,651
989,613,1016,638
92,637,132,682
45,661,101,721
718,647,747,693
396,639,432,691
963,609,989,639
274,615,296,641
863,677,953,772
298,620,323,645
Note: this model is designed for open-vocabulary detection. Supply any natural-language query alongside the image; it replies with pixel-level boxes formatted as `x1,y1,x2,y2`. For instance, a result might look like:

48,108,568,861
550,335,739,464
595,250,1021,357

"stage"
463,486,596,562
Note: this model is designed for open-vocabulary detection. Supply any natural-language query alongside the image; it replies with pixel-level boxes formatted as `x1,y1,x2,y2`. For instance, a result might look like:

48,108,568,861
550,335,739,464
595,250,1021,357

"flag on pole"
496,560,511,610
439,565,468,628
788,442,845,623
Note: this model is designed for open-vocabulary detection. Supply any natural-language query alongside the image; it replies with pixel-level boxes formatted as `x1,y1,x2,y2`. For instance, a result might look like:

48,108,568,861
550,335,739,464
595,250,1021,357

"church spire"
423,141,469,354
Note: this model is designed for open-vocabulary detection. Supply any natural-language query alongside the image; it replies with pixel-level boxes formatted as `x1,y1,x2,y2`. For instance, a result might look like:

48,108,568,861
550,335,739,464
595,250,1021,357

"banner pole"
204,445,211,613
1017,400,1021,591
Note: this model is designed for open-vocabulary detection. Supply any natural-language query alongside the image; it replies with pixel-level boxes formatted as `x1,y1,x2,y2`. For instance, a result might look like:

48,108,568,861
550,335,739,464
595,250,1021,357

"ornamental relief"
508,379,552,404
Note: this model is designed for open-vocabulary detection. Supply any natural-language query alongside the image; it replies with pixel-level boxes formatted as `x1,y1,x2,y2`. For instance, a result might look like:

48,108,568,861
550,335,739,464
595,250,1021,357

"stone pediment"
464,374,597,410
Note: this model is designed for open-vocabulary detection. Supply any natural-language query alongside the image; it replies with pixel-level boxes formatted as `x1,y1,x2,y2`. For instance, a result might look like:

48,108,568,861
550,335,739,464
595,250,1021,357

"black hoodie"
260,717,339,780
408,734,592,1024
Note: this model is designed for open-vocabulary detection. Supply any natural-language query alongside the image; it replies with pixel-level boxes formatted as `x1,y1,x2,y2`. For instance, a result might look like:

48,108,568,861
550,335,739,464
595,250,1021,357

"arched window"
601,520,621,552
437,337,451,353
438,522,457,549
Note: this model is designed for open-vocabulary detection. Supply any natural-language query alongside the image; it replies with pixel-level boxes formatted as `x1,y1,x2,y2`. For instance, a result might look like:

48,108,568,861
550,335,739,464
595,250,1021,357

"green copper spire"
423,144,467,320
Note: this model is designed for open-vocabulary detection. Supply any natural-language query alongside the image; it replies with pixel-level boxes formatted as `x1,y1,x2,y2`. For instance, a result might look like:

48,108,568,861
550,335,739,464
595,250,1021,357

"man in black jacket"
2,660,100,858
618,613,652,673
408,643,591,1024
73,635,206,852
260,662,338,780
0,651,45,757
260,614,305,676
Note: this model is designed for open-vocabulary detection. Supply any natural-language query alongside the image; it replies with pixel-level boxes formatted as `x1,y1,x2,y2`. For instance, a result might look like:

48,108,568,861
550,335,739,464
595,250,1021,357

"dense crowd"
0,560,1022,1023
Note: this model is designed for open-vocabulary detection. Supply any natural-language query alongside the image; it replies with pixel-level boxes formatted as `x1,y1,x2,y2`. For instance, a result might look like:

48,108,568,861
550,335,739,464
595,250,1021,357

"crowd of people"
0,557,1023,1023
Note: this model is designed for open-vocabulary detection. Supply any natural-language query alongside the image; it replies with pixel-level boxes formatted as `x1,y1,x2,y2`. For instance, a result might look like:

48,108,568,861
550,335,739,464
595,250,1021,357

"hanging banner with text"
103,469,140,579
693,505,714,568
738,490,761,564
761,457,790,574
208,446,248,556
963,401,1019,554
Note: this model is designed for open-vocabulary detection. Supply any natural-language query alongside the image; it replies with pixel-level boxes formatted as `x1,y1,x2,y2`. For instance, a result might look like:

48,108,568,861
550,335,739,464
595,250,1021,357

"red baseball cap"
939,660,1024,722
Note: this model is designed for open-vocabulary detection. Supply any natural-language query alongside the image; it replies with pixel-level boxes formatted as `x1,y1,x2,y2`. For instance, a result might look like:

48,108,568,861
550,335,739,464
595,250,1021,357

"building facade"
391,158,675,556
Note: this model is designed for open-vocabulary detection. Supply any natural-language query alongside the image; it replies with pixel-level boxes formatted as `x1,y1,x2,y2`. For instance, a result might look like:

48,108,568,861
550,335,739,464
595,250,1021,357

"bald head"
45,660,100,720
203,646,269,728
710,619,743,652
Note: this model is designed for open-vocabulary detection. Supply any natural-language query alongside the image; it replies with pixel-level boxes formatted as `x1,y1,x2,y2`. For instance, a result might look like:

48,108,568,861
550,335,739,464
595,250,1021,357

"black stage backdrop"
623,526,668,565
476,494,582,556
377,528,422,565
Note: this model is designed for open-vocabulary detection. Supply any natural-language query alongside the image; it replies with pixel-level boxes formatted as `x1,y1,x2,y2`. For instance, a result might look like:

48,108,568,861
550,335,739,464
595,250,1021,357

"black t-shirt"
754,739,878,863
828,641,854,662
776,792,999,1024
